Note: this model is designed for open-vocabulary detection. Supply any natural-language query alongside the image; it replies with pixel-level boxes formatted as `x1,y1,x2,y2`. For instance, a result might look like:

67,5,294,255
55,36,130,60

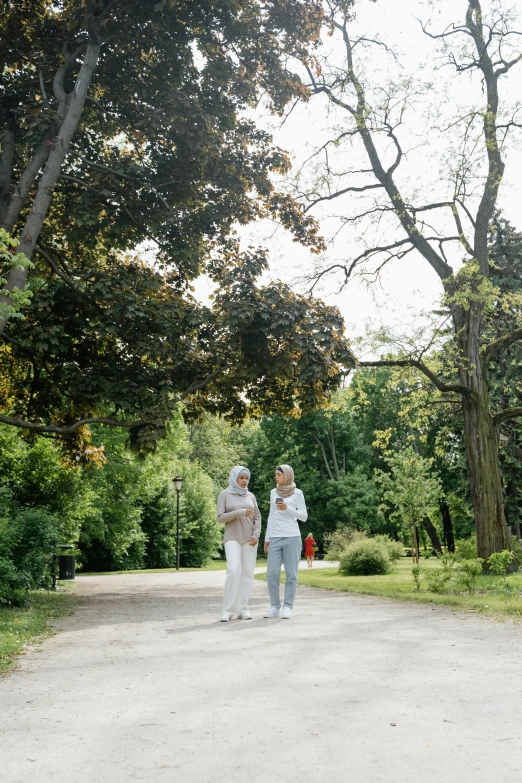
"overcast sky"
194,0,522,352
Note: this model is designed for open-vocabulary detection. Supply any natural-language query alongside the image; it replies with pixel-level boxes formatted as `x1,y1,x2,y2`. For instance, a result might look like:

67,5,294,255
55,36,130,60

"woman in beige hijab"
263,464,308,619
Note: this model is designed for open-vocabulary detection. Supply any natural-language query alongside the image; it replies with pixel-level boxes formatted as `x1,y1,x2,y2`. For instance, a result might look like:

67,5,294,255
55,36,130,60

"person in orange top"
304,533,316,568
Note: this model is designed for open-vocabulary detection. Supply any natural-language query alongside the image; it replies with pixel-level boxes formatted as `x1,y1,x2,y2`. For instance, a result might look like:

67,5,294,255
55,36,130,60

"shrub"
458,558,484,596
325,529,366,561
440,553,457,571
487,550,515,577
412,565,422,591
373,535,403,563
425,569,452,593
455,536,478,560
339,538,391,576
0,488,60,604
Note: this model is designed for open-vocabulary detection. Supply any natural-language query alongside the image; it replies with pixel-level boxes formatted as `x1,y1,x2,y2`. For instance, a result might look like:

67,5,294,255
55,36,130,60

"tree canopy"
0,0,355,452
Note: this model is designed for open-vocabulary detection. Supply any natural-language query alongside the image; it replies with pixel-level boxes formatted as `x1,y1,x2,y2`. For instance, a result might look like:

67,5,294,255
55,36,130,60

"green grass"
80,559,268,576
0,589,75,676
256,558,522,620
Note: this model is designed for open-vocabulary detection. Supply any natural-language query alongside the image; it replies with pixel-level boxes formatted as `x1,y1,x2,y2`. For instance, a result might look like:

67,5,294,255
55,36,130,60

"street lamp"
172,476,184,570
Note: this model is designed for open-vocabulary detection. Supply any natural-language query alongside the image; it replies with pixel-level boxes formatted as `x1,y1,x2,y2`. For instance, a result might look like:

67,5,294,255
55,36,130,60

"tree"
298,0,522,559
349,363,474,546
377,448,443,564
0,1,355,448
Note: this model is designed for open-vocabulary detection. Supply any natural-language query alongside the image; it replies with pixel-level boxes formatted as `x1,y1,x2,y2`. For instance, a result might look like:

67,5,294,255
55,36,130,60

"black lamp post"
172,476,184,570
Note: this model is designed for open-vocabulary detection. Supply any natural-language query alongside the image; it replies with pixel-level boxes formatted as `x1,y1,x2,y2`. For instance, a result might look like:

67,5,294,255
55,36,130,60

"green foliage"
0,229,33,323
373,535,404,564
458,559,484,596
284,560,522,619
0,0,357,447
0,487,60,605
339,538,391,576
487,550,515,577
440,553,458,571
324,529,364,561
377,447,443,545
79,427,221,571
411,565,422,591
424,569,452,594
455,536,478,561
178,460,222,568
187,415,244,491
0,418,222,581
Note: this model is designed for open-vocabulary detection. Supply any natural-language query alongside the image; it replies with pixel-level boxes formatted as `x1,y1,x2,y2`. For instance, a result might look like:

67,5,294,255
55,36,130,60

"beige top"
217,490,262,543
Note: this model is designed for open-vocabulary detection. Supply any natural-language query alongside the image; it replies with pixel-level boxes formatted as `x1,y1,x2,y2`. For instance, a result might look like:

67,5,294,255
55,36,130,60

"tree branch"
35,245,96,306
311,433,335,481
177,361,225,400
303,183,384,213
493,408,522,427
313,21,453,282
328,421,341,480
483,326,522,359
357,359,476,398
0,415,145,435
2,133,54,232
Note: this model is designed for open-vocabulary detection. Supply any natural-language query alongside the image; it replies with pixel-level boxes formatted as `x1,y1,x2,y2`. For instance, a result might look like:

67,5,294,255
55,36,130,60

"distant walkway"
1,569,521,782
254,558,337,573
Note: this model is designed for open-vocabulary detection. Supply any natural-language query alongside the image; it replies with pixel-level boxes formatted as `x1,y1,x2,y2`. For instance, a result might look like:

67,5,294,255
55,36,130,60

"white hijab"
226,465,250,497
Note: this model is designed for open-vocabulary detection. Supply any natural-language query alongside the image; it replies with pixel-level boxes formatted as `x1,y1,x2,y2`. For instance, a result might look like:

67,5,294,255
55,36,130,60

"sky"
193,0,522,354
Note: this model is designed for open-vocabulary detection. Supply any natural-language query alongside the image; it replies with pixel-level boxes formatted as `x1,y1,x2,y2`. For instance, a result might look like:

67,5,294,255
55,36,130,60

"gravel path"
1,567,522,782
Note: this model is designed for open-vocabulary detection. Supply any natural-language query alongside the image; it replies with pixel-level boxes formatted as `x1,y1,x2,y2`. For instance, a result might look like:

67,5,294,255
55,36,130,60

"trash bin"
58,544,75,580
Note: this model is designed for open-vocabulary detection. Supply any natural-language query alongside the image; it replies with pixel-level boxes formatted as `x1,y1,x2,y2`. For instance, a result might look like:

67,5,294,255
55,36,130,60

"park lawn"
0,589,75,676
256,558,522,620
80,559,267,576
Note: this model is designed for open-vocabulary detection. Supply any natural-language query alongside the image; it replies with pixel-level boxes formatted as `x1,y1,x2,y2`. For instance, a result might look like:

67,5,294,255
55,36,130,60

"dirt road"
1,568,521,782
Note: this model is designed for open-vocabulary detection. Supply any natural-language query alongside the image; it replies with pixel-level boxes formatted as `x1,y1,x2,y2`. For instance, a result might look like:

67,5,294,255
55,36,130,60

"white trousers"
222,540,258,615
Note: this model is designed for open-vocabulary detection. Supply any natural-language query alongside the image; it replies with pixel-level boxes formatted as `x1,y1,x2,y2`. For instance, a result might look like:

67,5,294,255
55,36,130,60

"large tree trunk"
440,498,455,553
506,479,521,540
422,516,443,555
458,309,512,560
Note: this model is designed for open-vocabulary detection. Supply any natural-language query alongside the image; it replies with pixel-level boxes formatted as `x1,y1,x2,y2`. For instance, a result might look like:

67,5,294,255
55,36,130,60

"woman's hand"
276,502,287,511
245,509,254,518
249,537,258,547
263,541,270,553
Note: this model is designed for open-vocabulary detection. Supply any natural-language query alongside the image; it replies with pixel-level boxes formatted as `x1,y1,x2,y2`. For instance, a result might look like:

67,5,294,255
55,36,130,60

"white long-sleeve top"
265,487,308,541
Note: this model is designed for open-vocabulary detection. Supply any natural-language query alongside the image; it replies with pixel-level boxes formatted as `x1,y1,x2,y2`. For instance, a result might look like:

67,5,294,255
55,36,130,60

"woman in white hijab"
217,466,261,622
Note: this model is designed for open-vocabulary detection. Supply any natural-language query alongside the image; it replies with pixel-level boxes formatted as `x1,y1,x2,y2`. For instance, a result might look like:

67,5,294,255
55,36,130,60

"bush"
325,529,366,561
455,536,478,560
440,553,457,571
458,558,484,595
425,569,452,593
0,487,60,605
412,565,422,590
487,550,515,577
339,538,391,576
373,535,404,563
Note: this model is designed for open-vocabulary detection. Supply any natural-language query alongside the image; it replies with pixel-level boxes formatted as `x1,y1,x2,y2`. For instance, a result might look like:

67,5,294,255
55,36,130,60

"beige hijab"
276,464,296,498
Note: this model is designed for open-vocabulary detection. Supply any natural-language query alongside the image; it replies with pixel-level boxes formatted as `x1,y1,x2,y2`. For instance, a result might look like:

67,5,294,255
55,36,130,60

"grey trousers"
266,536,302,609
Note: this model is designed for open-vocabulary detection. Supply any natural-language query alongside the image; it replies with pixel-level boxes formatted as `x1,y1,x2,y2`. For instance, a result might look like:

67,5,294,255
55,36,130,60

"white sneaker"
263,606,281,618
220,612,232,622
239,611,252,620
282,605,293,619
